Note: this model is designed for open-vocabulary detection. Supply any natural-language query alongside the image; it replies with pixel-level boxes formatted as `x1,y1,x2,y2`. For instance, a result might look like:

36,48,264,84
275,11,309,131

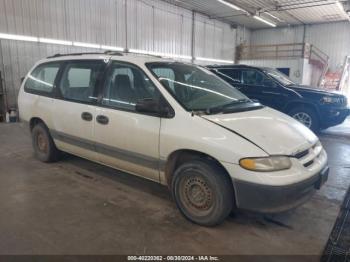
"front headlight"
321,96,338,104
240,156,292,172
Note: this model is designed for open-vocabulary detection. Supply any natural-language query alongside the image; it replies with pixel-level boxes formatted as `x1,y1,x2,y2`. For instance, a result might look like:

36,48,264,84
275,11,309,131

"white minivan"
18,53,329,226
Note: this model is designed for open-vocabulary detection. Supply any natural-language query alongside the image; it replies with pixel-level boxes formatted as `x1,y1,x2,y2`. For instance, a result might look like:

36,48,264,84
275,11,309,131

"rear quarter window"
24,63,61,94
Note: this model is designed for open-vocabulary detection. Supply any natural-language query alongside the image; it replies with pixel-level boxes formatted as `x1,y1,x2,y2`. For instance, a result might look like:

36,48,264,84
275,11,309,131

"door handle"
96,115,109,125
81,112,93,121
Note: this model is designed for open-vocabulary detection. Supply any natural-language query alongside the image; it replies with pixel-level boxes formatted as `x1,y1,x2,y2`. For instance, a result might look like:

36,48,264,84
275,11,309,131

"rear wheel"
32,123,61,162
288,106,320,132
172,160,234,226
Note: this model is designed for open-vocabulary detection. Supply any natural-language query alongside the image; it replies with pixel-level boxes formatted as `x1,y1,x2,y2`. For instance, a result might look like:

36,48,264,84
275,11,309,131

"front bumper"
233,166,329,213
320,106,350,128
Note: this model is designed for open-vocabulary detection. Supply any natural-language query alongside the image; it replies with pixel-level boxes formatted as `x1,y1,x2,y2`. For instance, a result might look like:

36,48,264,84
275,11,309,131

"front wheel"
172,160,234,226
289,106,320,132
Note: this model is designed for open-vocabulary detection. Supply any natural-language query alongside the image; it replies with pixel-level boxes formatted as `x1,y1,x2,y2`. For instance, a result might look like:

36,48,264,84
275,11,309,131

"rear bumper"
233,166,329,213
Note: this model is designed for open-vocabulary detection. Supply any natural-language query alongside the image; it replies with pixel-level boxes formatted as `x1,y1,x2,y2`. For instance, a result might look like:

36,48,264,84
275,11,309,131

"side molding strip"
50,130,162,170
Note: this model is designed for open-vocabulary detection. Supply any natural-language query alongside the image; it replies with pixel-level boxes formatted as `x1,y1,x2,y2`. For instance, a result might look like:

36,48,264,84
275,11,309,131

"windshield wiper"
206,99,252,114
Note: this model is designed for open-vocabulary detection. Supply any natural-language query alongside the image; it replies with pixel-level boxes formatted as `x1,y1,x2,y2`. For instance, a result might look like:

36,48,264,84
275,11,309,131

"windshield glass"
264,68,296,86
147,62,249,111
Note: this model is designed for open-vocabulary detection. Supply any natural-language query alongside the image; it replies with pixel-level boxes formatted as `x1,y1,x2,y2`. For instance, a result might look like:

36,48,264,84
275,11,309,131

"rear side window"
217,69,242,83
242,69,268,85
25,63,60,93
59,61,104,103
68,68,92,87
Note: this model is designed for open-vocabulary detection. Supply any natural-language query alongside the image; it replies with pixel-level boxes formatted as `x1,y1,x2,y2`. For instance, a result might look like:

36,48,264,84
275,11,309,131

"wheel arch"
284,101,320,117
29,117,48,132
164,149,234,191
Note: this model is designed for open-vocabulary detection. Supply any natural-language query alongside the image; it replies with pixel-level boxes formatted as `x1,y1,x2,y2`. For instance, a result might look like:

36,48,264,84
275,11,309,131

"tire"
172,160,234,226
288,106,320,132
31,123,61,163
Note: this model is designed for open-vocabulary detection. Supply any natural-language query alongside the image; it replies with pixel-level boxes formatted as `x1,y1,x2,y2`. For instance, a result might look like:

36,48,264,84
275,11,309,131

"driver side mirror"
135,98,159,114
135,98,174,118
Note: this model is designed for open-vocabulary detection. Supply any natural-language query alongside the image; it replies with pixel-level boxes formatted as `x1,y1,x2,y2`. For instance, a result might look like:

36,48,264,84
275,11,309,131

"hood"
202,107,318,156
288,85,343,97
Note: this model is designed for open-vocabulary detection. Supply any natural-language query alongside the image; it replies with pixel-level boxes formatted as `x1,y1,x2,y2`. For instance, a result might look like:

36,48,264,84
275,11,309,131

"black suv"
208,65,350,132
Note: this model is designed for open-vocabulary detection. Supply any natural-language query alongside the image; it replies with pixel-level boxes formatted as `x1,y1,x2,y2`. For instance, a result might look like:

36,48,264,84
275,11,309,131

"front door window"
102,62,159,111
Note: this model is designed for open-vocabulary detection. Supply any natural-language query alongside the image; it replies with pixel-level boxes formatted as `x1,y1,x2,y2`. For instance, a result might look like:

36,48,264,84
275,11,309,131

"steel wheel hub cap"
293,112,312,128
37,133,48,153
183,176,213,210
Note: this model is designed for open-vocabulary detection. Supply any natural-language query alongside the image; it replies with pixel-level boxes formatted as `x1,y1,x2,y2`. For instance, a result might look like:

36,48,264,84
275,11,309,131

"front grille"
304,160,314,167
295,149,309,159
338,96,347,107
294,142,323,168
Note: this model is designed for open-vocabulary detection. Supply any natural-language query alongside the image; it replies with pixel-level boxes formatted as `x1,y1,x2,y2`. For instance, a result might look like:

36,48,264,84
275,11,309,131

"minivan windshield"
263,68,296,86
147,62,254,113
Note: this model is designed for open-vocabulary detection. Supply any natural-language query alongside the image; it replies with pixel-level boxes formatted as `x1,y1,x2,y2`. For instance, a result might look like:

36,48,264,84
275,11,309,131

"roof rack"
47,50,124,59
206,64,248,68
103,50,124,56
47,52,102,59
46,50,167,60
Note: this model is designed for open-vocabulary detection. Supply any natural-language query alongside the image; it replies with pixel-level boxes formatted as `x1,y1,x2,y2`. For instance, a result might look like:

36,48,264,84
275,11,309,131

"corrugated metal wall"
0,0,236,108
250,22,350,72
251,26,304,45
194,13,235,60
236,26,251,46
